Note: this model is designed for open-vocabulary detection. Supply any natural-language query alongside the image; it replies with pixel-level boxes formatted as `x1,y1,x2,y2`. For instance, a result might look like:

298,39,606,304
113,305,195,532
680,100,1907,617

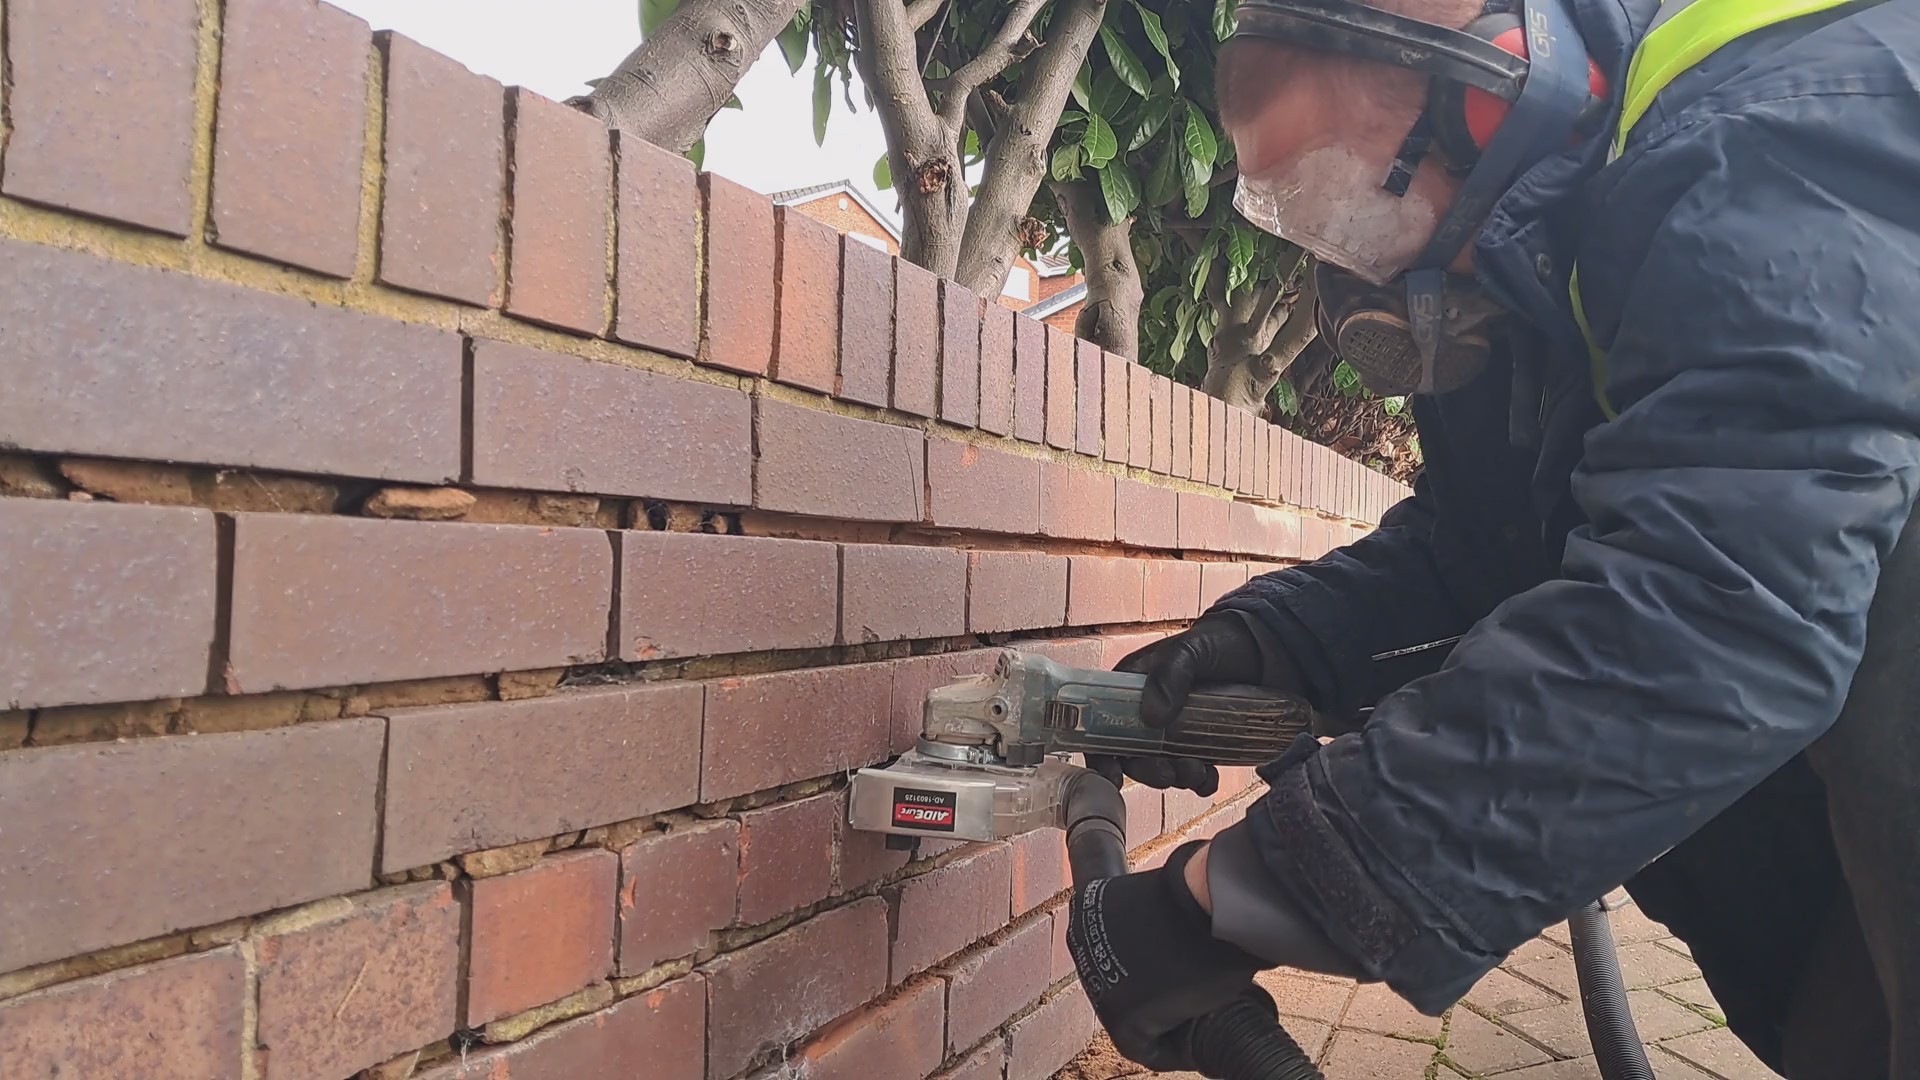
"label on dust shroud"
891,787,958,832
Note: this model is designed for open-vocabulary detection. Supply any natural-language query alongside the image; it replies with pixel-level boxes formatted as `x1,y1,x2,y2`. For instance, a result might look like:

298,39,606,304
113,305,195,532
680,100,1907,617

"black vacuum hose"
1059,768,1325,1080
1569,901,1656,1080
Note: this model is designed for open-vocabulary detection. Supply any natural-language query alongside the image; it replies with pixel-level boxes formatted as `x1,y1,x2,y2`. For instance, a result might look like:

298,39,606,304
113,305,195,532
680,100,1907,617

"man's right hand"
1090,612,1305,794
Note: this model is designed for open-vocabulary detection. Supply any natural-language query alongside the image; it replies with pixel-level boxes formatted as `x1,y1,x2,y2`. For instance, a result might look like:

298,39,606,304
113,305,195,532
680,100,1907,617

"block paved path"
1056,893,1782,1080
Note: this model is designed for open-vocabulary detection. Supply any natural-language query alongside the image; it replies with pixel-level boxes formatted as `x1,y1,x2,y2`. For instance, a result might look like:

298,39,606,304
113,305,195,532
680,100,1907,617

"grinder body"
849,651,1314,842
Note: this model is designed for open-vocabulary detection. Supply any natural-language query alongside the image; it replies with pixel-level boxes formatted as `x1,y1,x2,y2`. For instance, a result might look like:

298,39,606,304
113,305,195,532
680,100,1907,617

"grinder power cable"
848,649,1650,1079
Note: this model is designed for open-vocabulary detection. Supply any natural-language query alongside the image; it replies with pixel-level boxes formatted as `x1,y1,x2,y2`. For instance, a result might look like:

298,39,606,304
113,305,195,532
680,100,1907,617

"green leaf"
1190,231,1219,300
1184,160,1211,217
1062,110,1089,126
1100,27,1152,98
1333,361,1363,397
1228,225,1255,274
873,153,893,191
641,0,680,36
1099,162,1141,224
686,136,705,171
1382,395,1407,417
1090,71,1129,117
1213,0,1237,40
963,128,983,164
1082,113,1118,168
1172,298,1199,363
776,14,810,74
1149,285,1181,321
812,63,832,146
1051,143,1085,182
1072,62,1094,110
723,92,743,110
1273,378,1301,416
1128,96,1173,151
1146,143,1181,206
1132,1,1181,87
1196,305,1217,346
1182,100,1218,166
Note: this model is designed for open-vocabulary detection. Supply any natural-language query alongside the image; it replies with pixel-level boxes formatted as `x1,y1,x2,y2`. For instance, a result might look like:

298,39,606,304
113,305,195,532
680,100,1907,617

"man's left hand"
1065,840,1265,1070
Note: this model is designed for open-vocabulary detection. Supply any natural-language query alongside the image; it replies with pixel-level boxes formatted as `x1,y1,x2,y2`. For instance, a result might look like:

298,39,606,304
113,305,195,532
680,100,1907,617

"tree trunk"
854,0,967,278
953,0,1108,298
1051,179,1141,358
581,0,805,153
1200,273,1319,413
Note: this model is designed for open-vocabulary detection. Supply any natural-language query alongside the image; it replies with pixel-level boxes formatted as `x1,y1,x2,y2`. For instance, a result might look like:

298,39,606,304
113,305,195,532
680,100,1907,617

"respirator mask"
1230,0,1609,395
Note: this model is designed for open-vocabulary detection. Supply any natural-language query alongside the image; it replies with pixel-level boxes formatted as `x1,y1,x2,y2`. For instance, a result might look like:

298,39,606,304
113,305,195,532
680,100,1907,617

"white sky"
331,0,901,231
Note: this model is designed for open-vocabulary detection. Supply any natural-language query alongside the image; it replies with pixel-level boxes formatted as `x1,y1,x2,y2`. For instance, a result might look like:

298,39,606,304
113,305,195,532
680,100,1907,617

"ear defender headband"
1233,0,1610,391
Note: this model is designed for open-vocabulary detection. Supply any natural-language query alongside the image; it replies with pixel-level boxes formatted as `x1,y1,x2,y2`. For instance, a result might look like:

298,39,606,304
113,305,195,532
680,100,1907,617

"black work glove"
1090,612,1304,794
1066,840,1266,1071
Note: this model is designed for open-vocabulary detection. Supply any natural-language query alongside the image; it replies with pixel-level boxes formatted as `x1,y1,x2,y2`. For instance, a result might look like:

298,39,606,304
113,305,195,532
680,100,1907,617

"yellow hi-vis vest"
1569,0,1859,419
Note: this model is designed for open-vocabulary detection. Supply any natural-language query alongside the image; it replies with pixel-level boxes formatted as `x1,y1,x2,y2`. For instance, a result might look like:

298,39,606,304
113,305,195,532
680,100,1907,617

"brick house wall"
0,3,1407,1079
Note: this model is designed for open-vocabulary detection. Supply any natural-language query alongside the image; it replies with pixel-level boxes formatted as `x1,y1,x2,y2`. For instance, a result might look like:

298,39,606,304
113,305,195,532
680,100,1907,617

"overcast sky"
331,0,900,229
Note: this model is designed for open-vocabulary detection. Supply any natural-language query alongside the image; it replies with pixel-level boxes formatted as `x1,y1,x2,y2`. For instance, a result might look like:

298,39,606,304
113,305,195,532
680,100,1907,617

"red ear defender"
1428,12,1611,169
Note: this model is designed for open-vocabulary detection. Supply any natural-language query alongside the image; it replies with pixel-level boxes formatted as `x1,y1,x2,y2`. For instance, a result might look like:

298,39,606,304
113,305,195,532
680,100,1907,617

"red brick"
842,543,967,644
1102,351,1130,465
1225,407,1244,491
702,663,892,800
0,722,380,974
1149,375,1174,474
257,883,459,1080
893,844,1014,981
1124,783,1166,850
979,304,1016,436
0,949,244,1079
839,236,894,406
1165,787,1213,831
837,787,914,891
1010,829,1067,916
468,850,618,1025
1128,363,1153,469
1229,501,1292,559
707,899,890,1077
619,820,738,973
1199,562,1249,609
894,259,941,416
1253,421,1271,497
229,515,610,691
1178,492,1230,552
765,209,842,389
1007,985,1097,1080
801,979,946,1080
1011,636,1107,669
211,0,368,276
968,551,1068,634
379,33,506,306
471,340,750,502
1045,327,1076,451
702,174,778,374
380,684,702,871
1267,424,1284,502
927,439,1041,534
1115,478,1178,549
1100,630,1167,670
1068,556,1145,626
1243,412,1261,495
505,89,610,334
1073,339,1103,456
611,133,702,354
942,281,982,427
755,399,927,522
941,1041,1007,1080
736,792,839,925
1192,392,1212,486
0,239,463,481
621,531,835,659
888,650,1001,755
421,975,705,1080
1,499,214,710
942,916,1054,1053
1014,316,1047,443
1208,397,1229,487
1143,559,1203,622
1038,463,1116,542
1051,908,1074,981
1172,384,1195,478
2,0,198,234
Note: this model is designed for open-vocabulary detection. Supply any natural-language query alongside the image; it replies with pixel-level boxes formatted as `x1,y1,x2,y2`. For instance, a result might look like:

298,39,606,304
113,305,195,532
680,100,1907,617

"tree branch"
856,0,967,276
582,0,805,152
1052,178,1143,358
907,0,946,31
936,0,1048,129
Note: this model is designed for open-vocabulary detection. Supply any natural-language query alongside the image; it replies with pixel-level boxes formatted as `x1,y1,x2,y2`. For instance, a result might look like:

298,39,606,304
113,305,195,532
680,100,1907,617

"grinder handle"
1176,683,1320,729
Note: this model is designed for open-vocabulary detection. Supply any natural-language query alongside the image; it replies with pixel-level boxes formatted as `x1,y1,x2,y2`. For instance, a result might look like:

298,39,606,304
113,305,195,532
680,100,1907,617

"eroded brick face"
0,949,246,1080
467,850,619,1025
706,898,889,1079
619,821,739,974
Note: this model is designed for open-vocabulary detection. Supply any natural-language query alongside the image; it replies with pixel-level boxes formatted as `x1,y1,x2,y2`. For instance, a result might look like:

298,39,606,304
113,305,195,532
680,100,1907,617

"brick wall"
0,2,1410,1079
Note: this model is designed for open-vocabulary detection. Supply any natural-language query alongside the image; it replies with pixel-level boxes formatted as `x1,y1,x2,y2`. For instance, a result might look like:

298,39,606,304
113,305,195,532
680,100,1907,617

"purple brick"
616,133,700,357
701,175,777,376
980,305,1015,435
839,237,894,407
927,439,1041,535
1013,316,1046,443
1103,351,1130,465
505,89,610,335
621,532,836,660
940,281,981,427
1075,339,1103,456
893,259,940,417
841,543,968,644
754,400,926,522
1115,479,1178,550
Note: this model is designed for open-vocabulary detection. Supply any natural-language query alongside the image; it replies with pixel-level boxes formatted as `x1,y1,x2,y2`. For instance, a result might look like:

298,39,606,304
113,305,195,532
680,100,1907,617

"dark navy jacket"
1213,0,1920,1019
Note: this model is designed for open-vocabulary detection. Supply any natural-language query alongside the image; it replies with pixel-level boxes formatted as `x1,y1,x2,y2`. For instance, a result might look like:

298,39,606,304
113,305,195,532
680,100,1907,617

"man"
1065,0,1920,1075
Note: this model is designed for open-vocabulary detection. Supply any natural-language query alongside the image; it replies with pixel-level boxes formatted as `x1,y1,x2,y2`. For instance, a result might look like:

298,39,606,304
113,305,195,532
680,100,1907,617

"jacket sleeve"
1225,99,1920,1012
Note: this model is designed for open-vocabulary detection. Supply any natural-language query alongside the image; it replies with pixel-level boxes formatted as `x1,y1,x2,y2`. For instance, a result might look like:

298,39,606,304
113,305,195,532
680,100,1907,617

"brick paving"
1057,893,1782,1080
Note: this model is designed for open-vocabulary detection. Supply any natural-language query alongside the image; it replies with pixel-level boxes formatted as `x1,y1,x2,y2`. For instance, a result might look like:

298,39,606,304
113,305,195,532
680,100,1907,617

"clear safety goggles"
1231,141,1448,288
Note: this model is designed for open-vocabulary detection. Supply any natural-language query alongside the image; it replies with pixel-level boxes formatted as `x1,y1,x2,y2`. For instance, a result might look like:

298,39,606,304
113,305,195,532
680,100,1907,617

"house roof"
1032,252,1079,278
768,180,902,244
1023,281,1087,320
